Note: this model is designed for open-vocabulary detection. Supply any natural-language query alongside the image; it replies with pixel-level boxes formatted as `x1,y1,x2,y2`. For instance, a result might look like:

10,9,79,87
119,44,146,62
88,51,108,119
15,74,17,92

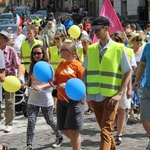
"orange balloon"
21,64,25,75
68,29,70,34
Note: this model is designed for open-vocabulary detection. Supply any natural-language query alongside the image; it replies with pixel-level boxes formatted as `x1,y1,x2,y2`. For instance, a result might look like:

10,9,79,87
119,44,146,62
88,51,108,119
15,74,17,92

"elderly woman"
129,33,146,122
44,21,56,46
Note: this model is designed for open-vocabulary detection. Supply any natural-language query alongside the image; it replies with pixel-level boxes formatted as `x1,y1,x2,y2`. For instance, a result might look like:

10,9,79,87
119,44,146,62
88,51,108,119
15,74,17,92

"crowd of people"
0,10,150,150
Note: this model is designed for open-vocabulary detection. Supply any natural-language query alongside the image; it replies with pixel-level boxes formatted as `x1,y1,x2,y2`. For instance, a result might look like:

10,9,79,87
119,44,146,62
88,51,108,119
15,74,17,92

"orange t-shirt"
55,60,85,101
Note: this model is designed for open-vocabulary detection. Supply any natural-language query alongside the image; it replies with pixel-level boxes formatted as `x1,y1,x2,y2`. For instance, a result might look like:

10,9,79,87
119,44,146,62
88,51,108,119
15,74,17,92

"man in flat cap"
82,16,132,150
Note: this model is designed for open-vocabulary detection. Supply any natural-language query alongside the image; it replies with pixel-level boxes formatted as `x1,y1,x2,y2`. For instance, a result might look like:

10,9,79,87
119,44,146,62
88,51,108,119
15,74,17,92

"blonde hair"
80,35,92,43
62,42,81,61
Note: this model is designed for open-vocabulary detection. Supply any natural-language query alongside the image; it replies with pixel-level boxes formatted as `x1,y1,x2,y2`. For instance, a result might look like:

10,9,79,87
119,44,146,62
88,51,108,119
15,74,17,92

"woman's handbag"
52,89,57,97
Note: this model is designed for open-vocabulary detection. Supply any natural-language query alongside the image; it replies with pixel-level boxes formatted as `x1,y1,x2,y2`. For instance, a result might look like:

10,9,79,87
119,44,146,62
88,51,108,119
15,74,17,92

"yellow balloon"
2,76,21,93
69,25,81,39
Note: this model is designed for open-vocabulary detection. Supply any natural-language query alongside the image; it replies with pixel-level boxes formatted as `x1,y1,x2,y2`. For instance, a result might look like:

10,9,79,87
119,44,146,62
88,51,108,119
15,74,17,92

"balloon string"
28,85,69,103
50,83,69,103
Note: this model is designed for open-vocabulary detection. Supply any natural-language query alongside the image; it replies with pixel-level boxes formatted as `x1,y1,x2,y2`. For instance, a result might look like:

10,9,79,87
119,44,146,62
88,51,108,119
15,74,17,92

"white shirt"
81,30,88,36
13,33,26,54
28,81,54,107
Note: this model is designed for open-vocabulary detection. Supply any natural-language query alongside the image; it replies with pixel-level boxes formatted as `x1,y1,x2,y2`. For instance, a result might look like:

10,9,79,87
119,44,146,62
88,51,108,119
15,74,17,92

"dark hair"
39,27,44,32
29,44,49,77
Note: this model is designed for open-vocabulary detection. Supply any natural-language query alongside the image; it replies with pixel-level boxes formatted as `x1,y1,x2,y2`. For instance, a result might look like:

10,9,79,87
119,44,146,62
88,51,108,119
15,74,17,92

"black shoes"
52,136,63,148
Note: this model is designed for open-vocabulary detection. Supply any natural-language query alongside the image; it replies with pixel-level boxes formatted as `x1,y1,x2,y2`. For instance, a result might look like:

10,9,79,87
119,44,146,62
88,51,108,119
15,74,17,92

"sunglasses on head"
135,38,142,42
33,52,42,56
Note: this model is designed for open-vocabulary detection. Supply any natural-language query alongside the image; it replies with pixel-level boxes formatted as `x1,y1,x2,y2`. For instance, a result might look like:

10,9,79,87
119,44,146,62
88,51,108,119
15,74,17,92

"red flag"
92,0,124,43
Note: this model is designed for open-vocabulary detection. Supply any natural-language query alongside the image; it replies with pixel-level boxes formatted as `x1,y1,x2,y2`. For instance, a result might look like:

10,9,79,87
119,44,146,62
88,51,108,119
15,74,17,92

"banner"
92,0,124,43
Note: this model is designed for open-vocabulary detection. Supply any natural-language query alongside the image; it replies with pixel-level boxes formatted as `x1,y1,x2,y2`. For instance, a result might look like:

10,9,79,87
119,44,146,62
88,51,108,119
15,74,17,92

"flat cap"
91,16,110,30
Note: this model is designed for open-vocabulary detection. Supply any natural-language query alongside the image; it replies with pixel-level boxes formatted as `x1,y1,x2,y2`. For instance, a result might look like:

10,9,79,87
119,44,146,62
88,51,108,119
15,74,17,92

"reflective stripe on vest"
49,46,63,70
22,40,43,69
87,42,123,96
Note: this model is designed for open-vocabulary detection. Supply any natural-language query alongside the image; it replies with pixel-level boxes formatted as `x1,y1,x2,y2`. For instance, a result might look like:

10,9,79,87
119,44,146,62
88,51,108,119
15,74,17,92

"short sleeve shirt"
55,60,85,101
140,42,150,89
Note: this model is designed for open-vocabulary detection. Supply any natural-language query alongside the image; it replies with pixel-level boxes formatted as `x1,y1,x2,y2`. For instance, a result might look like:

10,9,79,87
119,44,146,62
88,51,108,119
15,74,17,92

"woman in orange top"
54,41,85,150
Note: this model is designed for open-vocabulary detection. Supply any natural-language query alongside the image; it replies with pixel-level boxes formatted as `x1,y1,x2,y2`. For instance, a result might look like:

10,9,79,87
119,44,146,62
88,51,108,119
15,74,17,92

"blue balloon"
33,61,54,82
65,78,86,101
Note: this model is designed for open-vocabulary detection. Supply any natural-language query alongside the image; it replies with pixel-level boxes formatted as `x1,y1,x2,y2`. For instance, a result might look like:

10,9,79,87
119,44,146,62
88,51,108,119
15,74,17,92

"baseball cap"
7,27,12,30
0,30,9,40
91,16,110,30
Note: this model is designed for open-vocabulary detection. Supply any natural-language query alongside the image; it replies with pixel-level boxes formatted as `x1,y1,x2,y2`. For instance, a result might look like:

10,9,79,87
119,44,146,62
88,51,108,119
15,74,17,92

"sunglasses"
33,52,42,56
147,25,150,28
127,34,132,38
54,37,60,40
135,38,142,42
60,48,69,52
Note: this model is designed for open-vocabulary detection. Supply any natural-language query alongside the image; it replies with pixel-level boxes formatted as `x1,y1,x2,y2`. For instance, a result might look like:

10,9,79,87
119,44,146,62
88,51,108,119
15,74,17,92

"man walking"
82,16,132,150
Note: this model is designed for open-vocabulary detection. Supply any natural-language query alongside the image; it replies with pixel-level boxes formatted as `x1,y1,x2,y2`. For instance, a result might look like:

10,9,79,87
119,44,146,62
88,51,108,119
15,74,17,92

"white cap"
7,27,12,30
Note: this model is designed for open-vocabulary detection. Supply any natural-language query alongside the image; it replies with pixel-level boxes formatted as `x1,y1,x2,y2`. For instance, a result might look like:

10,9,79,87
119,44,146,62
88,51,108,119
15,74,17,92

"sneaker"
3,125,12,133
26,145,32,150
52,136,63,148
146,141,150,150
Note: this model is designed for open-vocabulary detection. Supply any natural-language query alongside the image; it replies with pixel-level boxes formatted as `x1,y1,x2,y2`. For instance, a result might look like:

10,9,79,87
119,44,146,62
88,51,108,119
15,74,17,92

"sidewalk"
0,107,148,150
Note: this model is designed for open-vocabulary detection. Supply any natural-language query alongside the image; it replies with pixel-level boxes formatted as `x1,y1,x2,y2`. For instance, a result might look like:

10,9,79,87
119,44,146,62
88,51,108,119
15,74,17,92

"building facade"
1,0,150,22
113,0,147,20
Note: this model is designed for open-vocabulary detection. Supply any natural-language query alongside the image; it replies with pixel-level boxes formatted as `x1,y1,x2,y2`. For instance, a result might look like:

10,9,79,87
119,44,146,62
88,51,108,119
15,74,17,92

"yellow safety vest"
78,48,84,63
49,46,63,70
34,19,42,27
117,43,133,61
87,42,124,97
22,40,43,69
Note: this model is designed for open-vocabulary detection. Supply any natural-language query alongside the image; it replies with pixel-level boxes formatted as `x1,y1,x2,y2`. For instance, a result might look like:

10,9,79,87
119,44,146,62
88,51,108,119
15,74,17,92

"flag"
92,0,124,43
16,14,23,27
